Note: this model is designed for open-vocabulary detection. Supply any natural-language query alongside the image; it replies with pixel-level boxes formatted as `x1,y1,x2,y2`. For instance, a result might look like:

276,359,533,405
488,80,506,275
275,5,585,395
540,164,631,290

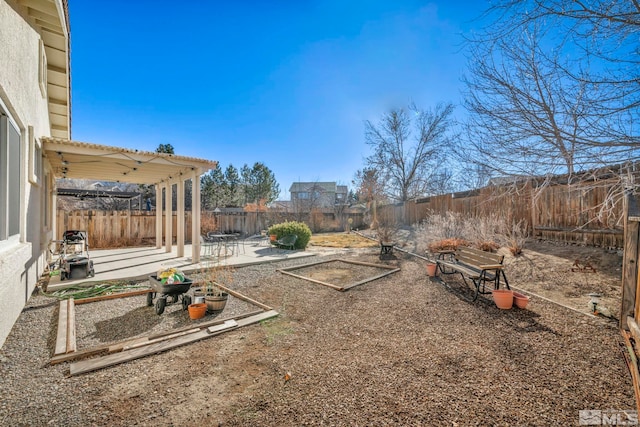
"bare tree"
353,168,386,205
364,103,456,202
460,2,640,227
458,9,640,180
464,0,640,172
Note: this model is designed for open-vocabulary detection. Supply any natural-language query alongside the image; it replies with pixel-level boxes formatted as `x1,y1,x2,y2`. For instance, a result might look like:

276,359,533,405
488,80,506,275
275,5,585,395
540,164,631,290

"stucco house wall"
0,0,66,347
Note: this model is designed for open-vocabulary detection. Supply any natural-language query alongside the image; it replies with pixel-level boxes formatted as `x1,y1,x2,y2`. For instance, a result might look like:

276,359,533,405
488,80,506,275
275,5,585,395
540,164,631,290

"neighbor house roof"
289,182,338,193
42,137,217,185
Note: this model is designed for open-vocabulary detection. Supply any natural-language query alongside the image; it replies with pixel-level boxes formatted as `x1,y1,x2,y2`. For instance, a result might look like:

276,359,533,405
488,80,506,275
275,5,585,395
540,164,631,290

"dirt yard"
0,236,634,426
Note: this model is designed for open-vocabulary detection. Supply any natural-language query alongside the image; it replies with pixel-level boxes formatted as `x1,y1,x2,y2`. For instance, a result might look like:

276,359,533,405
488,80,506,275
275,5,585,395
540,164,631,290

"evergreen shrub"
268,221,312,249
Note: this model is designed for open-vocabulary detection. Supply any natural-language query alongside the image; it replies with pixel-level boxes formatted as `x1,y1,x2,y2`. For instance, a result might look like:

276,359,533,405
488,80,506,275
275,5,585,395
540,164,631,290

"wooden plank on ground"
342,268,401,291
207,319,238,333
74,289,151,305
338,259,399,270
54,300,68,356
277,258,340,272
67,298,76,353
146,310,262,341
277,269,344,291
69,312,276,376
70,330,211,376
51,310,264,365
213,283,272,311
621,330,640,412
50,346,108,365
235,310,278,327
122,328,202,351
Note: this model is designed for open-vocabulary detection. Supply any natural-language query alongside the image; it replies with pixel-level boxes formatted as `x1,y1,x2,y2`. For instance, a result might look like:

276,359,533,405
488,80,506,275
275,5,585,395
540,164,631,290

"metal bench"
435,246,510,301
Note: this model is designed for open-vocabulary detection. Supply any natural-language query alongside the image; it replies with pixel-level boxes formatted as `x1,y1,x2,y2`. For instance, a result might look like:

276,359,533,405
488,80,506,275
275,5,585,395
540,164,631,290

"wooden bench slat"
437,261,483,279
456,248,503,266
478,264,504,270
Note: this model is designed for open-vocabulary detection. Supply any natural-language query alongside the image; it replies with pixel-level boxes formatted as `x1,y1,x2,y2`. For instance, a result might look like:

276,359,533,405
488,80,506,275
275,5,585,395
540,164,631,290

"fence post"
621,193,640,330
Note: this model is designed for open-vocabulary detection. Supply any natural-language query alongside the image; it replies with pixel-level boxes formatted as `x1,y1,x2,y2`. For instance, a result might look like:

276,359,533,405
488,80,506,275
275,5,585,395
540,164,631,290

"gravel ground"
0,244,635,426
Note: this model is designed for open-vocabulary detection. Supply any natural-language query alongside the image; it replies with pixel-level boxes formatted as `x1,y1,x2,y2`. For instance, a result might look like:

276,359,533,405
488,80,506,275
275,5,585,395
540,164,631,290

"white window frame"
0,105,22,245
28,126,42,185
38,39,47,98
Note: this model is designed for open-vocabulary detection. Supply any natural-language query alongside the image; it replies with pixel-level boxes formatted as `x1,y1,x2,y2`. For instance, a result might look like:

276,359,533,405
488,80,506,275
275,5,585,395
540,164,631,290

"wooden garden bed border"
52,285,277,375
277,258,400,292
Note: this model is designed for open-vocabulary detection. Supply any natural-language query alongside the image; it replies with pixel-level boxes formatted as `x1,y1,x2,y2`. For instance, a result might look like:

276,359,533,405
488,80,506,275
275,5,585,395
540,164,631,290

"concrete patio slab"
47,239,315,290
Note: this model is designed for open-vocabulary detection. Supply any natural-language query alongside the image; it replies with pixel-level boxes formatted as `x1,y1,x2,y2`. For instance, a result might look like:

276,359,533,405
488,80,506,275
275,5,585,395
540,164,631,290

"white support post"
165,182,173,253
51,191,57,241
177,177,185,257
192,171,201,263
155,184,162,249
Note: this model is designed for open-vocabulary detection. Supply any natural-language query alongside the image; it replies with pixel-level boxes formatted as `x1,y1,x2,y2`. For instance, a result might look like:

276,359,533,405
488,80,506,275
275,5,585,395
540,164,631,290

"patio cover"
42,137,216,184
42,137,217,261
56,188,140,199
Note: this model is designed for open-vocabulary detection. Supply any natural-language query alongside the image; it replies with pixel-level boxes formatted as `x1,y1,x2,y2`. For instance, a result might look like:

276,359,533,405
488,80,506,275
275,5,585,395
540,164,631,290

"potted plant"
201,265,232,314
425,260,438,277
492,289,514,309
204,283,228,314
188,302,207,319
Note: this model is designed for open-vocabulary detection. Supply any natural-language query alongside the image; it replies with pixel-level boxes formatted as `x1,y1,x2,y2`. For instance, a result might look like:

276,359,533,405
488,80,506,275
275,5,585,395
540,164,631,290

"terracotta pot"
513,291,530,309
492,289,514,309
205,293,228,314
188,303,207,320
270,234,277,242
426,263,437,277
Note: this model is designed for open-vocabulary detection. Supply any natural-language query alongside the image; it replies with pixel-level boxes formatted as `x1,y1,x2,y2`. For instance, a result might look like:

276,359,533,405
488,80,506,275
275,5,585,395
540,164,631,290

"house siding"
289,182,346,210
0,0,59,347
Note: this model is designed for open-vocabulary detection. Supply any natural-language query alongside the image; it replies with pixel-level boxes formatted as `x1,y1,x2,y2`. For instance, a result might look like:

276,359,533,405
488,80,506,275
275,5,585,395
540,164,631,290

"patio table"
207,233,241,256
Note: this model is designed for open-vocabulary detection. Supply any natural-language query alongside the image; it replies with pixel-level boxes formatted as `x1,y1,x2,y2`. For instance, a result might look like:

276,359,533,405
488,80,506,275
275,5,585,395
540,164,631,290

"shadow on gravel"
431,276,561,336
92,307,162,342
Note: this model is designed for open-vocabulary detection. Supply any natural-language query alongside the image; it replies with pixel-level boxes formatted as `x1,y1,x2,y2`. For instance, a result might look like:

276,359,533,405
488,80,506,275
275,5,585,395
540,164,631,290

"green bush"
268,221,312,249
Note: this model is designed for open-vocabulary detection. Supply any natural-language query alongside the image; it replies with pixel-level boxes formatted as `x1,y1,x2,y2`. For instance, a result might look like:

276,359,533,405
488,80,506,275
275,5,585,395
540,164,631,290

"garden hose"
42,280,147,301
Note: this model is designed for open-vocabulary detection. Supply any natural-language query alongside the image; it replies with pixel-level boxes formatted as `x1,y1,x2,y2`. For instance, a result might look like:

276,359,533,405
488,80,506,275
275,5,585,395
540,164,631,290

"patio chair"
200,235,219,258
274,234,298,251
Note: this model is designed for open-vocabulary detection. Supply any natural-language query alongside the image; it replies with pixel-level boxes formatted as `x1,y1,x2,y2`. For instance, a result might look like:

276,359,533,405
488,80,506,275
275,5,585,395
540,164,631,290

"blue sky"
69,1,486,200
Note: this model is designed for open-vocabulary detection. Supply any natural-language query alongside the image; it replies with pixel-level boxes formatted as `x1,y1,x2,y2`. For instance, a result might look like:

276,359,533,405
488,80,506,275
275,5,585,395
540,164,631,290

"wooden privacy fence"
56,210,365,248
378,176,626,247
56,211,264,248
57,211,180,248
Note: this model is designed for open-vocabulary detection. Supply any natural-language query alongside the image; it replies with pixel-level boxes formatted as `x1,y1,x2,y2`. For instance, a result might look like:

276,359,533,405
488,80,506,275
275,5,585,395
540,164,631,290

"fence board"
377,176,625,247
57,210,366,248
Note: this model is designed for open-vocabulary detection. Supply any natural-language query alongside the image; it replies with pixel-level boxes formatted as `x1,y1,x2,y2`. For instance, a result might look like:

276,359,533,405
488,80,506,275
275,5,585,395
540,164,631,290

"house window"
28,126,42,185
39,39,47,98
0,111,21,241
43,170,50,229
298,192,309,199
